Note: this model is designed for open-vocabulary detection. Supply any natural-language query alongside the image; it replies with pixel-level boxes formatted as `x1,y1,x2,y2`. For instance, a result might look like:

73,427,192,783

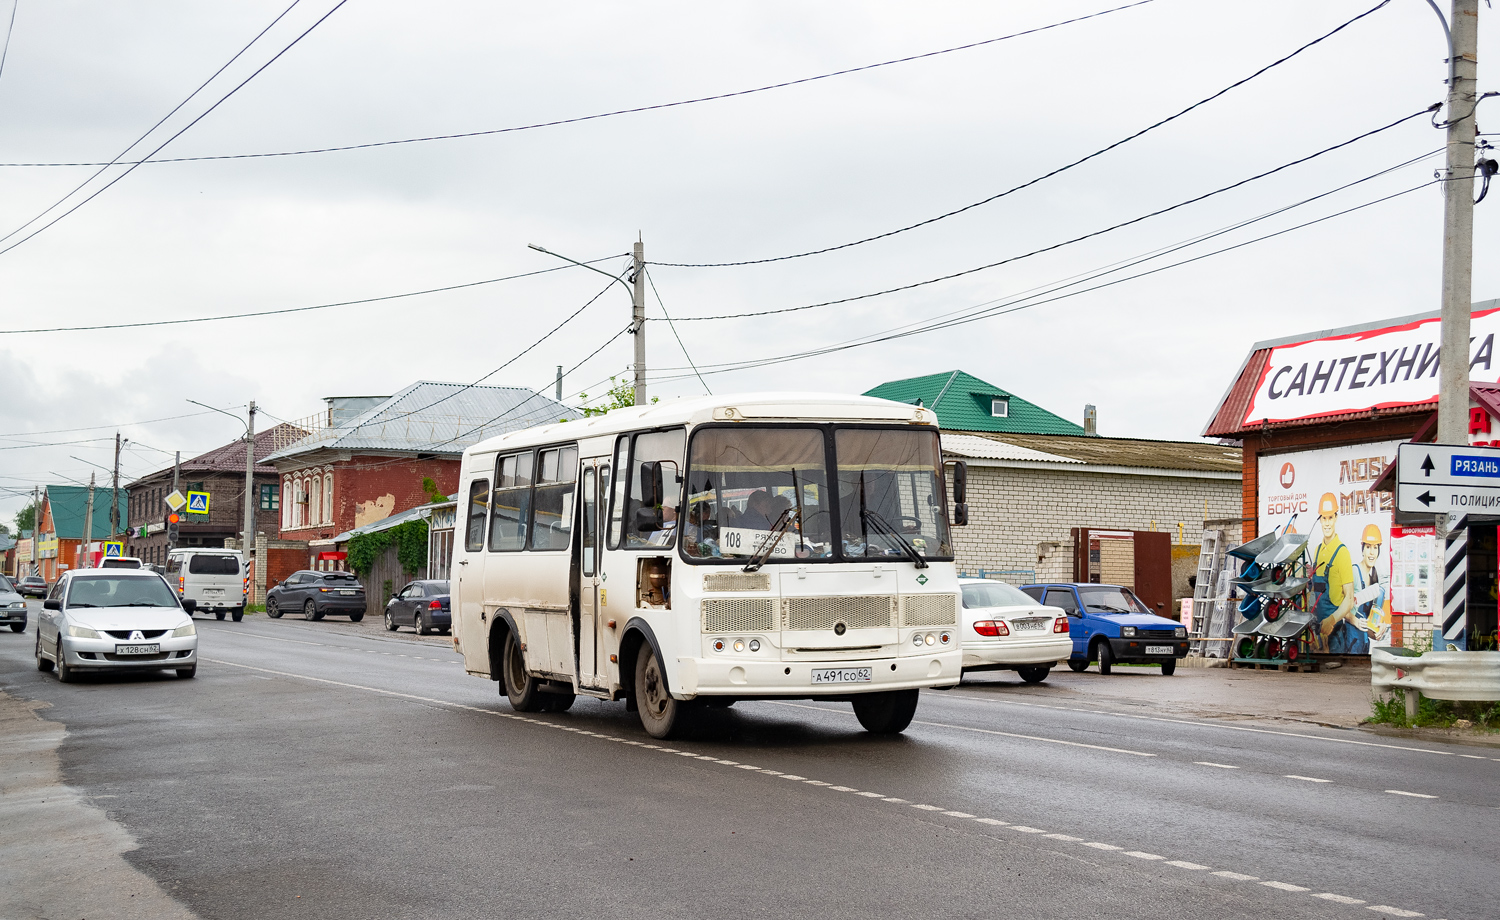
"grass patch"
1369,694,1500,730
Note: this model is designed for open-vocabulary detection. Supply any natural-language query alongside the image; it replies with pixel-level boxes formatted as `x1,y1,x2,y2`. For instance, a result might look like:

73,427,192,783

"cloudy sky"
0,0,1496,523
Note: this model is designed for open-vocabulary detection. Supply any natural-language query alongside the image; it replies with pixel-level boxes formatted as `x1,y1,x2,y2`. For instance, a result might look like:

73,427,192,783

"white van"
166,549,248,621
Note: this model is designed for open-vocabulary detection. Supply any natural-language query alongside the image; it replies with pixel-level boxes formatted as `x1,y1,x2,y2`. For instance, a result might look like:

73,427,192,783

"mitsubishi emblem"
129,630,144,641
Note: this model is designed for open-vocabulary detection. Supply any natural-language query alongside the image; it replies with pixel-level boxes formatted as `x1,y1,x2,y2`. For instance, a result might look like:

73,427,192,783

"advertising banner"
1258,440,1402,654
1242,306,1500,426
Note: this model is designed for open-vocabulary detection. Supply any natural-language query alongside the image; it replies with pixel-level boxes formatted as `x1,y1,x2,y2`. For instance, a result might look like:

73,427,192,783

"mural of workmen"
1312,492,1369,654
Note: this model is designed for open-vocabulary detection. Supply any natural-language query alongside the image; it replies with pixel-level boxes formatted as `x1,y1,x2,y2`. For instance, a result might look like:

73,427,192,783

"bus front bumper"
676,650,962,697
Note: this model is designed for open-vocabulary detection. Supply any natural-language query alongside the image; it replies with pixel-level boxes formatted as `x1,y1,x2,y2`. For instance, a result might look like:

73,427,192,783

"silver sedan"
35,570,199,681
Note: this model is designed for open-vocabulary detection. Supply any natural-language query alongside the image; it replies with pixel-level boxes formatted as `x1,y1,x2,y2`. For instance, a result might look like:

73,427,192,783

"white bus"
452,393,970,738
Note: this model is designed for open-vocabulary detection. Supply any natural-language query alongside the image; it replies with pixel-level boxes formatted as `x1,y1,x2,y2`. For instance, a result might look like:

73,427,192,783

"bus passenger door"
456,478,490,675
577,462,606,688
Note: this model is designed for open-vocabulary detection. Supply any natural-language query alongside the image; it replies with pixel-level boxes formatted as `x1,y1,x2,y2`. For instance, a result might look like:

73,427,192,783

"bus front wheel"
502,630,545,712
851,689,919,734
635,646,686,739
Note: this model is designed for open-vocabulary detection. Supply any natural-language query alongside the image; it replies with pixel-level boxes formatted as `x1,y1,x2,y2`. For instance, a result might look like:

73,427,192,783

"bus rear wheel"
502,630,545,712
635,645,686,739
851,689,919,734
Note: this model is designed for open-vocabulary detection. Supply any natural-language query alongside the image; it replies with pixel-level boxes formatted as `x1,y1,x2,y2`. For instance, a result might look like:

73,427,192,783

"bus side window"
530,445,578,551
607,436,629,550
625,429,685,547
581,467,597,576
464,479,489,552
490,451,534,552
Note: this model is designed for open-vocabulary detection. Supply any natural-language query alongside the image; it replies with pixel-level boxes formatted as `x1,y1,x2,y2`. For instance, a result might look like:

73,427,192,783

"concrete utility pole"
632,237,647,406
32,484,39,576
243,401,257,555
111,431,122,537
555,366,563,401
170,450,181,550
1437,0,1481,446
81,474,95,570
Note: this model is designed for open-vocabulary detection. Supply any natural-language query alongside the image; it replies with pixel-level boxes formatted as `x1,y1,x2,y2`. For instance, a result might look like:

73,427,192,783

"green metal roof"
864,370,1086,435
44,485,129,540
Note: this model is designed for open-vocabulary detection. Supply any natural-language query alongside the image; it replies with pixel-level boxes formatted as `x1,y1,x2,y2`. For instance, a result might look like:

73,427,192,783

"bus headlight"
912,633,924,647
748,639,761,652
733,640,745,653
924,633,936,646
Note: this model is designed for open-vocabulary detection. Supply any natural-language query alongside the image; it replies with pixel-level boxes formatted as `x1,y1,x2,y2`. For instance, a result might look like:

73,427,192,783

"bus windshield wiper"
860,509,928,569
743,509,798,573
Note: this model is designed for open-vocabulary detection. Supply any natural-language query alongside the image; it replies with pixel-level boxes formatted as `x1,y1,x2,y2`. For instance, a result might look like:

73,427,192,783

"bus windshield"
682,427,833,561
836,427,951,560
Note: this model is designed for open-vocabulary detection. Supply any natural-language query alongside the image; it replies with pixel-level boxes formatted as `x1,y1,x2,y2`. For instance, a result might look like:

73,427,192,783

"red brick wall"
1239,414,1429,540
277,457,459,540
266,547,306,587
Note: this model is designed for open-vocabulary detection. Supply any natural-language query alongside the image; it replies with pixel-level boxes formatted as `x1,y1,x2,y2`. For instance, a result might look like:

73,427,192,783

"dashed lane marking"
1284,775,1332,783
199,656,1442,920
1385,790,1438,799
1194,761,1239,769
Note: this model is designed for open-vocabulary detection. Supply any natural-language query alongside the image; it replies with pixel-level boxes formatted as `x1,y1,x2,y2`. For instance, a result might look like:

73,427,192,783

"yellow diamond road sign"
165,490,187,511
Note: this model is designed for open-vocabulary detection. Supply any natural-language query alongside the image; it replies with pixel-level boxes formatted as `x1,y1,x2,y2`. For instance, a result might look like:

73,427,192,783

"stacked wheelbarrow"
1227,527,1318,669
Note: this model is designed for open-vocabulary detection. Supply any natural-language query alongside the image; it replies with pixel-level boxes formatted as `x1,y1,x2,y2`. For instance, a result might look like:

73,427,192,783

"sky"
1,0,1498,524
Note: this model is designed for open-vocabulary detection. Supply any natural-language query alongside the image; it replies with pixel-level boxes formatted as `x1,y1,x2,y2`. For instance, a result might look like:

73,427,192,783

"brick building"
263,380,576,571
124,427,295,566
35,485,128,583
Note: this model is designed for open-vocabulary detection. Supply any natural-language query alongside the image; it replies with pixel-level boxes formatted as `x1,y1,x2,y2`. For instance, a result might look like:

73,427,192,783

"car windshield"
961,582,1040,609
187,555,240,575
66,576,179,608
682,426,833,561
1078,586,1150,614
836,428,951,560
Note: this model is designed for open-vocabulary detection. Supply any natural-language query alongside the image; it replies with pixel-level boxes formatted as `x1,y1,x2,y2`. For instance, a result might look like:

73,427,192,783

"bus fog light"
924,633,936,646
912,634,924,647
748,639,760,652
733,640,745,652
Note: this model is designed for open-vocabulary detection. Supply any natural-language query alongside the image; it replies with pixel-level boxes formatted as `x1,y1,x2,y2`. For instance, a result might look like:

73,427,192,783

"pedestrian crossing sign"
187,491,210,514
103,541,124,557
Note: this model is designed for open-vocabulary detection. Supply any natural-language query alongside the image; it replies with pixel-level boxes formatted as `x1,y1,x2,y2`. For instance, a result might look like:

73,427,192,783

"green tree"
14,500,37,534
577,376,657,417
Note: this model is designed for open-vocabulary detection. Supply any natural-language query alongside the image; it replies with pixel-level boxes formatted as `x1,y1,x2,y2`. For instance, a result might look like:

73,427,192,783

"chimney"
1083,404,1098,436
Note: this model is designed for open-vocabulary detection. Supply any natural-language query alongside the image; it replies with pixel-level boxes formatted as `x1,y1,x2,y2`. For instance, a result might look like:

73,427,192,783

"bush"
1369,694,1500,730
347,518,429,577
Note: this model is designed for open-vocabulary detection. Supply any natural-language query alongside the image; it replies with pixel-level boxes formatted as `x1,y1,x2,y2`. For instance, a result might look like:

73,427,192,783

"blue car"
1019,583,1188,675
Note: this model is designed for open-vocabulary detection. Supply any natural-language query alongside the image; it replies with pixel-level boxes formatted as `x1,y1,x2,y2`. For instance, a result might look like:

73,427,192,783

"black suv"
266,570,367,622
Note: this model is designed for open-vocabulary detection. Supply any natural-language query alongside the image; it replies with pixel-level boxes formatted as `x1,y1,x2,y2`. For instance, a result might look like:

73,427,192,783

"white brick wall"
952,465,1241,584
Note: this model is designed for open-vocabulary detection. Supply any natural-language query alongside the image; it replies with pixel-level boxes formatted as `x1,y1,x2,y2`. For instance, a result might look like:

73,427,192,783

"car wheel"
176,665,197,679
1018,666,1051,685
1096,641,1114,675
231,608,244,623
9,622,23,633
267,598,282,619
384,610,397,631
35,632,53,672
635,643,687,739
414,613,429,636
1067,658,1089,673
851,689,920,734
502,630,545,712
349,612,364,623
215,610,226,621
303,600,321,621
55,642,74,683
1161,658,1177,676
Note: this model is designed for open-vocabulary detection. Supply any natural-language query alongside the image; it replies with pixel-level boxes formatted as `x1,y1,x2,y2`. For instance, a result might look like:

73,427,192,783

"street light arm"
186,399,250,436
528,243,635,299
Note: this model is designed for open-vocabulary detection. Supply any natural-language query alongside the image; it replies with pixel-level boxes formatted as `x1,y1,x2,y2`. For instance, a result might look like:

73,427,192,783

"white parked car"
959,578,1072,684
35,570,199,681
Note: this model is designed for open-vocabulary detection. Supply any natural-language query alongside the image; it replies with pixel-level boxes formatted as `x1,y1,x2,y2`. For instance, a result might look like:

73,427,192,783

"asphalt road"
1,608,1495,920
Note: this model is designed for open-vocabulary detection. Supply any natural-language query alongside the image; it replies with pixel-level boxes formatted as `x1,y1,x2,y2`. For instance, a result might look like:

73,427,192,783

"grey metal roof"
264,381,579,462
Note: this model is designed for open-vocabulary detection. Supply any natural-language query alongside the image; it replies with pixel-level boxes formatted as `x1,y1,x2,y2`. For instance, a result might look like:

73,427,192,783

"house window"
322,473,333,524
259,483,280,511
281,477,293,529
311,477,322,525
990,397,1009,418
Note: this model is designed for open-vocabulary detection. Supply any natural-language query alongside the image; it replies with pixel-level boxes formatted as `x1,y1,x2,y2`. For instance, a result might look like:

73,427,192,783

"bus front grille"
782,596,896,631
900,594,957,627
702,597,777,633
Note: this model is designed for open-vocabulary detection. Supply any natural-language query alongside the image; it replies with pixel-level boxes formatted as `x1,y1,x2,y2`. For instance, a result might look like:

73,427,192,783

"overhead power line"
0,1,1157,169
645,269,710,395
0,0,350,259
652,106,1433,324
0,257,621,335
652,0,1396,269
0,0,18,86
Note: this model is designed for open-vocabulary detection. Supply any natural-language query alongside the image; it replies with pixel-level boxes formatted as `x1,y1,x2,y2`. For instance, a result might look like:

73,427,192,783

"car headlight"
67,624,100,639
172,623,196,638
1121,626,1137,638
1175,626,1187,638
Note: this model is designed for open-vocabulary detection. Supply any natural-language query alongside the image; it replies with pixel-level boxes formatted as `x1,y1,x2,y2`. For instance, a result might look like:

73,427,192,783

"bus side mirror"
949,461,968,526
639,461,664,508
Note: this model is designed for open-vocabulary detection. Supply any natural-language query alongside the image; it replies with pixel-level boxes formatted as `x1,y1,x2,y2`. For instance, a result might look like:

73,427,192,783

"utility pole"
243,400,257,557
1438,0,1481,445
111,431,122,537
555,366,563,401
32,484,39,577
170,450,181,551
632,237,647,406
81,474,95,571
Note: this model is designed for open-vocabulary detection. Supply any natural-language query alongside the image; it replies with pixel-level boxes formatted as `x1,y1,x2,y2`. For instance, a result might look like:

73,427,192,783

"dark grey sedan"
384,580,450,635
0,576,27,632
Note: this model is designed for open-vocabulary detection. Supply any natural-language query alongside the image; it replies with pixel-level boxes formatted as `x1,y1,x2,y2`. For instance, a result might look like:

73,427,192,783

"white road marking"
1315,893,1367,905
1385,790,1438,799
1194,761,1238,769
199,656,1438,920
855,791,884,798
1284,775,1332,783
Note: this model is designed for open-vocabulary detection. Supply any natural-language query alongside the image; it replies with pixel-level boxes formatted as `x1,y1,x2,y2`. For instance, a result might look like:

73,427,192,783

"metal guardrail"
1371,647,1500,702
